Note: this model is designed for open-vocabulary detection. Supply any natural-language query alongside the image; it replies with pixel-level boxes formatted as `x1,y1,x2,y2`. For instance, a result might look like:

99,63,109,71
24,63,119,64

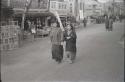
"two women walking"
50,18,77,64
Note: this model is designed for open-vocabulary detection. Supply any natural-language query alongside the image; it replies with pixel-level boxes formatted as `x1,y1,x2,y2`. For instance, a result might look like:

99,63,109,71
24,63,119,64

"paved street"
1,22,124,82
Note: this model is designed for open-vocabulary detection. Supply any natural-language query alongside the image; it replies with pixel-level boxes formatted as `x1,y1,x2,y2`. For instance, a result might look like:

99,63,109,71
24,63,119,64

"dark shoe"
69,60,75,64
57,59,62,64
52,57,54,59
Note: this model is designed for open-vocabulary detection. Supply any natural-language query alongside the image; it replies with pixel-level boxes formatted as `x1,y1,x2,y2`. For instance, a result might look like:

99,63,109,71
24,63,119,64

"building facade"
83,0,104,17
50,0,69,17
103,0,124,16
2,0,50,13
74,0,104,21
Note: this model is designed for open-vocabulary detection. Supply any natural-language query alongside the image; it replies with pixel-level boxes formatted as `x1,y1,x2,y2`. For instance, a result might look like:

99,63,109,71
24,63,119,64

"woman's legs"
66,51,76,64
106,26,109,31
66,51,71,62
70,52,76,63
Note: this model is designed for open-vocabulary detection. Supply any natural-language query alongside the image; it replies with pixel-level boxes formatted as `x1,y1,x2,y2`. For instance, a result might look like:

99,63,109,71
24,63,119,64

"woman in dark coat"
50,19,64,64
64,24,77,64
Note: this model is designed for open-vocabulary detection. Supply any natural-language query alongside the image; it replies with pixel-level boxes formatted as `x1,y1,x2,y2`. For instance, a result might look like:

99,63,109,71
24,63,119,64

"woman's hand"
66,37,71,39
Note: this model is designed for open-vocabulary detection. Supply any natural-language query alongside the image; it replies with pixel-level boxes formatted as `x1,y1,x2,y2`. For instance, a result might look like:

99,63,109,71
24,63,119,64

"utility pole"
112,0,115,16
75,0,78,20
83,0,85,18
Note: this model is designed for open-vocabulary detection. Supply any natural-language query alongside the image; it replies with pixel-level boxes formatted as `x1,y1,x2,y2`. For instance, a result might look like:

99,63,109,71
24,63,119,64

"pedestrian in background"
50,18,64,64
105,16,109,31
109,16,113,31
83,18,87,28
64,23,77,64
31,22,36,40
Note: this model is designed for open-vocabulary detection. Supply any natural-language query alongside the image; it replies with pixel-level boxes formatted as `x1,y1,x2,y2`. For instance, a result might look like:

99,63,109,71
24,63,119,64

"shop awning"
13,8,55,17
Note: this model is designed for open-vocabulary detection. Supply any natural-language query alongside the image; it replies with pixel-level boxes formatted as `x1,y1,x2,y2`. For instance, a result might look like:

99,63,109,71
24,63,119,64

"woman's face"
52,22,57,27
67,25,71,30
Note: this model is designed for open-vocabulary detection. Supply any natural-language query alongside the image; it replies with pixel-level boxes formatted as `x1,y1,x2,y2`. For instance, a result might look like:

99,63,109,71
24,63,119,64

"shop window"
51,2,56,8
59,3,61,9
62,4,64,9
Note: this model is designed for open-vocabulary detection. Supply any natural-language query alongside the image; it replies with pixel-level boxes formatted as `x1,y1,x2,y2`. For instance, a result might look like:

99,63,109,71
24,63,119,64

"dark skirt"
66,42,76,52
52,44,63,61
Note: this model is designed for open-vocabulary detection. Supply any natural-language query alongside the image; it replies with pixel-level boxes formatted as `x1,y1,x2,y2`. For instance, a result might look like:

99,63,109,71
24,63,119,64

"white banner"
79,10,84,20
50,10,65,31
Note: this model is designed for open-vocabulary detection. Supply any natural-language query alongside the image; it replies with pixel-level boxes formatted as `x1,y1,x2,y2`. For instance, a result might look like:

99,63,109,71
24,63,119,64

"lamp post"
112,0,115,16
19,0,32,47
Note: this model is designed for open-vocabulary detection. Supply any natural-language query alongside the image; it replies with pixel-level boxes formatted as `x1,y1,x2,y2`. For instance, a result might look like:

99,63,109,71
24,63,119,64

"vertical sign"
37,0,49,9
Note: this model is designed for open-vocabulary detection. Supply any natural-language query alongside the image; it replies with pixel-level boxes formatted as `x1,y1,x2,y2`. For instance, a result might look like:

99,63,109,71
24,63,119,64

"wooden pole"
21,0,32,29
21,11,26,30
19,0,32,46
113,0,115,16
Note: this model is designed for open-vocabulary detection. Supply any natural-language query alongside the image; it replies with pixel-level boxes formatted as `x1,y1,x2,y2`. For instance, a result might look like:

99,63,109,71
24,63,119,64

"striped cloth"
50,27,64,45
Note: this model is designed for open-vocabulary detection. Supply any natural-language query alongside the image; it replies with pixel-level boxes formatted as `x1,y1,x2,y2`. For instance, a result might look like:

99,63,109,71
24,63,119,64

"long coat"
50,27,64,61
50,27,63,45
64,30,77,52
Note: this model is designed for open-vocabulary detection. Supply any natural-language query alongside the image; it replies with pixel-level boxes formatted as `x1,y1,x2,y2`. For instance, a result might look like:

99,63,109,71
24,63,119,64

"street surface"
1,22,124,82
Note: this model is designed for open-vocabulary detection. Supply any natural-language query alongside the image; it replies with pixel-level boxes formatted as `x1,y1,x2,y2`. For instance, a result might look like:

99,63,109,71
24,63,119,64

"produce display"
0,21,20,51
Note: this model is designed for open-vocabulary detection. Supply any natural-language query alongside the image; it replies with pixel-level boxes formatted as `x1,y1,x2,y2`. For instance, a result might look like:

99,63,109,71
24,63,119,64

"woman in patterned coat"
50,19,64,64
64,24,77,64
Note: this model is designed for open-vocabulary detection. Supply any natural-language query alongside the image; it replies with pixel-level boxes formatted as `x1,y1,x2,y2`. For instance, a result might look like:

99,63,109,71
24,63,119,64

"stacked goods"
0,21,20,51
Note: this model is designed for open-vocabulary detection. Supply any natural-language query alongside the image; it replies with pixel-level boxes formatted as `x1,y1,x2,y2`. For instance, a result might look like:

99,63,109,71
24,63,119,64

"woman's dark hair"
68,23,75,31
50,17,60,28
